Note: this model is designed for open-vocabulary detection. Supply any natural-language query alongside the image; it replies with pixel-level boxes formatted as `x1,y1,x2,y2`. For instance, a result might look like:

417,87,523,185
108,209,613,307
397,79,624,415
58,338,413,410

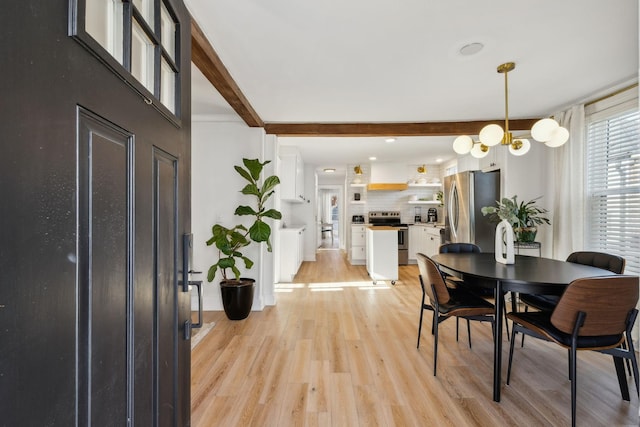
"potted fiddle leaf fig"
481,195,550,243
206,158,282,320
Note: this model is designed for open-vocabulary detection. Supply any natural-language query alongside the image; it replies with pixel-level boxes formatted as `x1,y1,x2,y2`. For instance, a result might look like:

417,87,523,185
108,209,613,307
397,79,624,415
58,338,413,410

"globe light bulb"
453,135,474,154
479,124,504,146
531,118,559,142
509,139,530,156
470,143,489,158
545,126,570,147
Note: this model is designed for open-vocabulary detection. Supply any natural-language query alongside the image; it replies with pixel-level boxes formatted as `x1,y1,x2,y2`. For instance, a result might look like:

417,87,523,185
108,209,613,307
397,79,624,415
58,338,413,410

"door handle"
190,280,203,329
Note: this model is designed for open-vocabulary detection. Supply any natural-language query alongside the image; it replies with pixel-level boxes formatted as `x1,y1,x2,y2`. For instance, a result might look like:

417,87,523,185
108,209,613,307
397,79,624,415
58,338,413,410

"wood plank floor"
191,250,639,426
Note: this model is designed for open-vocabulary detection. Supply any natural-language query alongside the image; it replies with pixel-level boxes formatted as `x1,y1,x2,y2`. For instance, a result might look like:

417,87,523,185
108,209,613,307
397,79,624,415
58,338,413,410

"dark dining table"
431,252,618,402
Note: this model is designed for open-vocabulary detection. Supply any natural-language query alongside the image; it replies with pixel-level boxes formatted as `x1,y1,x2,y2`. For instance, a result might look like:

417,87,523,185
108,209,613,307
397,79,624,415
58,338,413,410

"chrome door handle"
190,280,203,329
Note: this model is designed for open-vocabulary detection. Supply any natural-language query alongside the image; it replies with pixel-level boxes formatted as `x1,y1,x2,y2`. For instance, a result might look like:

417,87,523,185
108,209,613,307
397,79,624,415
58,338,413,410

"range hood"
366,163,409,191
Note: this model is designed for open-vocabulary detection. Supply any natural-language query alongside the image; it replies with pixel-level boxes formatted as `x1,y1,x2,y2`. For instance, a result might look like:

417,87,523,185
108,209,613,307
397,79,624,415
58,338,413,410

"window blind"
585,91,640,274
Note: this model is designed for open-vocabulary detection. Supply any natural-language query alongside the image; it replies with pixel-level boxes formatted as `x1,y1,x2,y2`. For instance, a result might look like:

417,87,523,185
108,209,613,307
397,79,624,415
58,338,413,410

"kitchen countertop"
366,225,398,231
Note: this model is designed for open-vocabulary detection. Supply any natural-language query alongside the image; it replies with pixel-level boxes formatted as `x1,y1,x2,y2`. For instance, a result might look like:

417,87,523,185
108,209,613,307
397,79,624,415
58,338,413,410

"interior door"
0,2,192,425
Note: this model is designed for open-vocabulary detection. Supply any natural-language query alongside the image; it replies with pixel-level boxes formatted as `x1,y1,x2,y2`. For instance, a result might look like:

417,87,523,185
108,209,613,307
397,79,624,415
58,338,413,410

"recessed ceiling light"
436,158,443,163
369,156,377,161
323,168,336,173
385,138,396,143
459,42,484,56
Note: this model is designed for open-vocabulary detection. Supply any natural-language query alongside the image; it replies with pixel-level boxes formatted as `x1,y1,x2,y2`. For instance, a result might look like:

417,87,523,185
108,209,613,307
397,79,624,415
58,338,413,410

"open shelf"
407,183,442,187
408,200,440,205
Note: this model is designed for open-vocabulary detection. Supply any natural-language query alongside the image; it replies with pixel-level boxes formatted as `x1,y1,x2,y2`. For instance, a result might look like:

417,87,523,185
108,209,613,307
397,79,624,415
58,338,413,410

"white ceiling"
186,0,638,176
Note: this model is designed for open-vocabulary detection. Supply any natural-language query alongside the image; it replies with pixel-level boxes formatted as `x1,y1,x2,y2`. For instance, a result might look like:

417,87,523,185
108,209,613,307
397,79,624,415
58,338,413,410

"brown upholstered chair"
439,243,510,338
416,253,495,376
507,276,639,427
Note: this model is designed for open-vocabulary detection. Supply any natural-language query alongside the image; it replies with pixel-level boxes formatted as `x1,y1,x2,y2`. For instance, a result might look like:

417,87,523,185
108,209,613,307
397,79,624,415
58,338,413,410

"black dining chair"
507,275,639,427
439,243,510,338
416,253,495,376
519,251,626,312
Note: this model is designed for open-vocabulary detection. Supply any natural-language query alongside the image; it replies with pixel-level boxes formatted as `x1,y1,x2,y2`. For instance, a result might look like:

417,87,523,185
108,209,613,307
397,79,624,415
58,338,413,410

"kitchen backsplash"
348,163,444,224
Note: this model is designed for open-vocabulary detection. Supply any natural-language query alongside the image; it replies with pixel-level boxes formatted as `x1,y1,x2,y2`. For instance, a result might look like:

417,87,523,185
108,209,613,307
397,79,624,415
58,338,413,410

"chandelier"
452,62,569,158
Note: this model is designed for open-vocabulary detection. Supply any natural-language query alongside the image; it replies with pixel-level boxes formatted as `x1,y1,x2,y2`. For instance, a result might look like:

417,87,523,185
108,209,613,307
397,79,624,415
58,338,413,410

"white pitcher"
495,219,515,264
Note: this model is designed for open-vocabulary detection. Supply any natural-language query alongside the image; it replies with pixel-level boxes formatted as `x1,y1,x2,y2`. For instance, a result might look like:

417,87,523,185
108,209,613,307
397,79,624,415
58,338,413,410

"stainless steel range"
368,211,409,265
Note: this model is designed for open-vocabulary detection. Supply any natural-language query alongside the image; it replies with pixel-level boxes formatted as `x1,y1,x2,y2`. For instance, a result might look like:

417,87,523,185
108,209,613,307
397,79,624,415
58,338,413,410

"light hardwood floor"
191,250,639,426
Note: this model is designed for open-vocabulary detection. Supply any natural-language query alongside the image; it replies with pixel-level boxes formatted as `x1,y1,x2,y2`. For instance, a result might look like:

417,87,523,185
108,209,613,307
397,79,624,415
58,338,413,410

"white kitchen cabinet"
350,224,366,265
456,155,480,173
409,224,443,261
280,227,305,282
408,225,422,260
424,226,442,257
479,145,506,172
280,151,306,203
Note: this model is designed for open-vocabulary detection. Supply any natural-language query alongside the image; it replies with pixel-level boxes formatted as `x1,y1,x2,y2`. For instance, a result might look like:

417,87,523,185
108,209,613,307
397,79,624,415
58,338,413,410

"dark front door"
0,1,192,425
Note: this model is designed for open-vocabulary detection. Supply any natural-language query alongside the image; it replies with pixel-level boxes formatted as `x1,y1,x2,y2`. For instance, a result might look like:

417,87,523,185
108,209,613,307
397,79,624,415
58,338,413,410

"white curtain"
548,104,585,260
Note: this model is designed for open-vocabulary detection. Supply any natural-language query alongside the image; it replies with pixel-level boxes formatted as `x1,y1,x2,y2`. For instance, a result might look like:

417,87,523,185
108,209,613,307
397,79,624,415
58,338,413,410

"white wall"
500,142,551,257
191,119,278,311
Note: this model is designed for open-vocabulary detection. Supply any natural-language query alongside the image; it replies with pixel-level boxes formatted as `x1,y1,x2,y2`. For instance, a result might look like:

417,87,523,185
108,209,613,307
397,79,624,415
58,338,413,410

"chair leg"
456,317,459,342
433,311,440,376
506,326,518,384
520,305,529,348
621,338,632,377
623,332,640,396
417,303,425,349
467,319,472,349
503,293,510,340
570,344,577,427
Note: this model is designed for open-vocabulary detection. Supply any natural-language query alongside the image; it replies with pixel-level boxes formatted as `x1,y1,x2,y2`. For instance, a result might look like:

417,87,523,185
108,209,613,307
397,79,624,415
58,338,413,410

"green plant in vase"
206,158,282,320
481,195,550,243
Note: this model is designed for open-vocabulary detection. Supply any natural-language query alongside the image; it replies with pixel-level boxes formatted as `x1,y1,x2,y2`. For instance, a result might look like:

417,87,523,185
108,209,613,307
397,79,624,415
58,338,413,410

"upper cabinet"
280,147,306,203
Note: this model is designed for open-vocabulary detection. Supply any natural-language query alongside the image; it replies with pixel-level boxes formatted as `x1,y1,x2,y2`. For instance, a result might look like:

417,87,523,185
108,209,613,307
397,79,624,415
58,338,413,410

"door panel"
77,108,132,424
154,148,179,426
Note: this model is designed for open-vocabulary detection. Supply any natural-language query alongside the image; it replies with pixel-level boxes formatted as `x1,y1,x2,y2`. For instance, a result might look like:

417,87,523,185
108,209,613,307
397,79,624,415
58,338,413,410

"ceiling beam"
263,119,542,137
191,18,264,127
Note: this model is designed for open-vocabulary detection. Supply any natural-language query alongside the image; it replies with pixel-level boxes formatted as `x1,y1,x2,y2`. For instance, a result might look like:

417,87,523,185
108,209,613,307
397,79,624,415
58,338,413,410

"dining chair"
518,252,629,368
506,275,639,427
416,253,495,376
320,222,334,243
519,251,626,312
439,243,510,338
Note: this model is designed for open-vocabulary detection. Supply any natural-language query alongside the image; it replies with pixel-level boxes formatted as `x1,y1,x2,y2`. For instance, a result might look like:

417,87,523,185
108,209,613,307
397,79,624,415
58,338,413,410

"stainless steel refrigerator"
444,170,500,252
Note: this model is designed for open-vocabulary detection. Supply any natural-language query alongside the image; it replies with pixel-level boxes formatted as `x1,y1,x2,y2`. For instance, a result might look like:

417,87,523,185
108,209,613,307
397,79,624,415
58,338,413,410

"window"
585,87,640,274
73,0,180,117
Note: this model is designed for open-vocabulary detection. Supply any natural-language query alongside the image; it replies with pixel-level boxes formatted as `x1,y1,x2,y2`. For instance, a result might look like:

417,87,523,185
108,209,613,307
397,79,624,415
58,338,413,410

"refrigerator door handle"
448,179,458,240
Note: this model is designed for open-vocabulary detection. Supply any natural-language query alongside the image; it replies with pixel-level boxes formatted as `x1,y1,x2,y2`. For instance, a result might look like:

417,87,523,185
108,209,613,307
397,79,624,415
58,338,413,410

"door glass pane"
161,58,176,113
131,20,155,93
85,0,124,64
132,0,154,26
160,3,176,60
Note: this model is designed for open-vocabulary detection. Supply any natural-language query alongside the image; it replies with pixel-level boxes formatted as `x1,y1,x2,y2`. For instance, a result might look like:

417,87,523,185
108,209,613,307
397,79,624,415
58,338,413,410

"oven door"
397,228,409,265
397,228,408,249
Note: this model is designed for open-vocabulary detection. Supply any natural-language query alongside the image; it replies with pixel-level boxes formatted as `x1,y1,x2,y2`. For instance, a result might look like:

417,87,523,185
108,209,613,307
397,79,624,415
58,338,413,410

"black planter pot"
220,278,255,320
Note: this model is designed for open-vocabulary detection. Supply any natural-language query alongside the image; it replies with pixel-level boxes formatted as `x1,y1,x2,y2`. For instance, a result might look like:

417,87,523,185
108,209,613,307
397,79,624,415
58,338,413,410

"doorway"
317,185,344,250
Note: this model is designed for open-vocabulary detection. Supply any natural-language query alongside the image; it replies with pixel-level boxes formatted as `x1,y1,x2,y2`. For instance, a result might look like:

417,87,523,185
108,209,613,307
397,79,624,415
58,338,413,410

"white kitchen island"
365,226,398,284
